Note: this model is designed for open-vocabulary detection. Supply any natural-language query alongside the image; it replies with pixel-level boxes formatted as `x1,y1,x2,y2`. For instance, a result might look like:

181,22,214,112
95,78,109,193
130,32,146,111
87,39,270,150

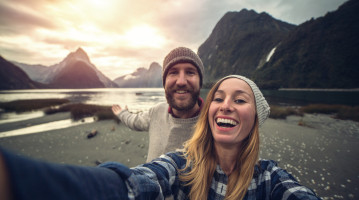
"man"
112,47,205,162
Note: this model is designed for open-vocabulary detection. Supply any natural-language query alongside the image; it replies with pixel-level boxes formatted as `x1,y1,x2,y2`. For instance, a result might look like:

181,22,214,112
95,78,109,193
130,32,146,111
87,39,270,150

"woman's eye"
213,98,223,102
234,99,245,104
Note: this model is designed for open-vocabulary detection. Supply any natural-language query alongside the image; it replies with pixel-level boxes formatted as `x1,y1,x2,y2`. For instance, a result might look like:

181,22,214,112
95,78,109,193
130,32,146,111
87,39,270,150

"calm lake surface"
1,88,359,110
0,88,358,137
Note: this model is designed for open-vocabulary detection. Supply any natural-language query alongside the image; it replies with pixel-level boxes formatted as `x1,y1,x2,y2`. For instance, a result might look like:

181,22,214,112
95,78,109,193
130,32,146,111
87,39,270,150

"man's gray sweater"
117,102,199,162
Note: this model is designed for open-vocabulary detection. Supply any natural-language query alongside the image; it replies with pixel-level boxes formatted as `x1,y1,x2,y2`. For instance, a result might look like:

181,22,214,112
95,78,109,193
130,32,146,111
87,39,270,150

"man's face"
164,63,201,111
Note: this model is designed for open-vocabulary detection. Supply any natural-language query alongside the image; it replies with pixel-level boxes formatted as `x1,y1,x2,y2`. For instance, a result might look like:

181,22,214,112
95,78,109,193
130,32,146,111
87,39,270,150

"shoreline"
278,88,359,92
0,112,358,199
0,113,149,167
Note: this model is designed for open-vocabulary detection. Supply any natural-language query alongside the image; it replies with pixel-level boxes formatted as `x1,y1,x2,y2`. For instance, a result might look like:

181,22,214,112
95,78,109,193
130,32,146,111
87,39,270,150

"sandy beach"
0,112,358,199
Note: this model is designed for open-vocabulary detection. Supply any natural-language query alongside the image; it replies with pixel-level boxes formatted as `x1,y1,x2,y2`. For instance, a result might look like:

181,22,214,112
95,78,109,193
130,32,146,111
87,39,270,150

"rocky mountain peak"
64,47,90,63
149,62,161,71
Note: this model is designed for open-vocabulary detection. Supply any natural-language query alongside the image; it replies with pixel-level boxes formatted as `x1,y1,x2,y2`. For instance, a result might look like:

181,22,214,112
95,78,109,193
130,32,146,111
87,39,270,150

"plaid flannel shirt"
101,151,321,200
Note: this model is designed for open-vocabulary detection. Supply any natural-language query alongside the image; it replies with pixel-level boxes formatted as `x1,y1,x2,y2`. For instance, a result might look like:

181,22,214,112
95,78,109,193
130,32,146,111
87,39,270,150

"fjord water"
0,88,358,137
0,88,167,137
0,88,167,112
1,88,359,113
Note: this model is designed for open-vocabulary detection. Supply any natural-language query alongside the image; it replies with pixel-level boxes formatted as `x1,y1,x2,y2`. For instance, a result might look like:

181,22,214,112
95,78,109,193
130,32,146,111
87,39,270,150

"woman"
0,75,320,200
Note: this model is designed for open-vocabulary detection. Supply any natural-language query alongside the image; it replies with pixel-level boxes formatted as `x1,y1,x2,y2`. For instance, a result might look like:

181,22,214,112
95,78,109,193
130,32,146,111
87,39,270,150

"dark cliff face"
0,56,43,89
253,0,359,89
50,60,105,89
114,62,162,88
198,9,295,87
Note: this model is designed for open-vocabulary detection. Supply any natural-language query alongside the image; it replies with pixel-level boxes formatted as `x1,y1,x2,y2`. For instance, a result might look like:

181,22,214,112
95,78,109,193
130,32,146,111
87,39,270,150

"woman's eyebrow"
216,89,250,96
234,90,251,96
214,90,224,94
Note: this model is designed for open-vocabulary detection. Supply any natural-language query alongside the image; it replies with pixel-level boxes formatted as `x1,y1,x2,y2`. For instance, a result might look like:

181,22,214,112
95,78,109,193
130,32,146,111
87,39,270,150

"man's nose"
176,71,187,86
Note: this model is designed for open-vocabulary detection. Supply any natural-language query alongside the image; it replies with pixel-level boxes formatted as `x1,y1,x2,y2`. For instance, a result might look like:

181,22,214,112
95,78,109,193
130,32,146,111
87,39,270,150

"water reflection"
0,111,44,125
0,88,167,137
0,117,94,138
0,88,166,112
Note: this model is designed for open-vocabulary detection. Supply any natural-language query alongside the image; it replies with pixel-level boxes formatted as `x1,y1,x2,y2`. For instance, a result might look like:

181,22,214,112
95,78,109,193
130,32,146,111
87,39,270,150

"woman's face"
208,78,256,147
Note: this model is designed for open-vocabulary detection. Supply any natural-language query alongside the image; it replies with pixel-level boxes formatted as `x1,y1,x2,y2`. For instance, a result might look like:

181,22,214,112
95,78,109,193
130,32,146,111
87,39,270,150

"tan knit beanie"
218,75,270,126
162,47,204,87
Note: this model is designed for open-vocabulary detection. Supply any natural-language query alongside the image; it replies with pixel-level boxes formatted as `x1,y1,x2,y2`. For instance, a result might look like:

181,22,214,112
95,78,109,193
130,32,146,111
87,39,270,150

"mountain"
253,0,359,89
11,62,49,83
0,56,44,89
50,60,104,88
198,9,295,87
114,62,162,88
13,48,118,88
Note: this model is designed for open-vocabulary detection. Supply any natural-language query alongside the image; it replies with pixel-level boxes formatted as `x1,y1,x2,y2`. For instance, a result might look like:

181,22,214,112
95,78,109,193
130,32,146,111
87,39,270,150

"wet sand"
0,112,358,199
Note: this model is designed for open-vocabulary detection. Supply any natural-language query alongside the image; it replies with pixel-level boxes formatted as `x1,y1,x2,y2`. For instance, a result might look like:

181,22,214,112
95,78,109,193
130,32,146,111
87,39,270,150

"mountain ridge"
253,0,359,89
113,62,162,88
0,56,45,89
198,9,296,87
4,0,358,90
13,48,118,89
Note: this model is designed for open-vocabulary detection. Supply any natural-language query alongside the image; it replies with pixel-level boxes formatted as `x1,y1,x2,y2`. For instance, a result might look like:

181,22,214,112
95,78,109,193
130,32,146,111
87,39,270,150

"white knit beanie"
218,75,270,126
162,47,204,87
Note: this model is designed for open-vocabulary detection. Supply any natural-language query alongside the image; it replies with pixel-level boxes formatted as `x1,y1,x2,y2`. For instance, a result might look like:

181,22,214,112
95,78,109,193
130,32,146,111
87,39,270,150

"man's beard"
165,88,200,111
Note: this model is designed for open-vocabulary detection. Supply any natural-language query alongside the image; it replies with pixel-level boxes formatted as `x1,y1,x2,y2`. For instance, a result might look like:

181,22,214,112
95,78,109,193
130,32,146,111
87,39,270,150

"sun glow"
123,25,166,48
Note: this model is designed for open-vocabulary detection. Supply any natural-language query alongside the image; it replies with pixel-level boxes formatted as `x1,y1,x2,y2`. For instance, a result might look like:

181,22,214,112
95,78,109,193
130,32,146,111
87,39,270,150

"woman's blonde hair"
180,77,260,200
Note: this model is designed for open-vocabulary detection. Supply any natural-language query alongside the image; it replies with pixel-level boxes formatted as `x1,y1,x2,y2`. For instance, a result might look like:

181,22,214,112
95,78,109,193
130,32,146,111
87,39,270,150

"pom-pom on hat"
162,47,204,87
218,75,270,126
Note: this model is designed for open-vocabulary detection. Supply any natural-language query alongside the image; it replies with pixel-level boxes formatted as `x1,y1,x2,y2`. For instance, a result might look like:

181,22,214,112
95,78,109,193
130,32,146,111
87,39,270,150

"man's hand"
112,105,127,115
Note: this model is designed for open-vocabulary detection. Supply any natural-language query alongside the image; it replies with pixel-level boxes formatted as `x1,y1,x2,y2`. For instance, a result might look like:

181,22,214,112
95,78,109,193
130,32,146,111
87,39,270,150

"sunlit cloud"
123,25,166,48
0,0,347,80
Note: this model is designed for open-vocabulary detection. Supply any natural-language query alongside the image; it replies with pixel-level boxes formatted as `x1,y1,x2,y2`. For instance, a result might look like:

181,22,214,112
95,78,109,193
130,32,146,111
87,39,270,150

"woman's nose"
220,98,233,112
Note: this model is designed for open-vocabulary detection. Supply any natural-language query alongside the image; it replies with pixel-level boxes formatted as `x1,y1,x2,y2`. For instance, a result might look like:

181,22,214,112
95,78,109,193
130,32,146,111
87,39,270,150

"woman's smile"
215,116,239,131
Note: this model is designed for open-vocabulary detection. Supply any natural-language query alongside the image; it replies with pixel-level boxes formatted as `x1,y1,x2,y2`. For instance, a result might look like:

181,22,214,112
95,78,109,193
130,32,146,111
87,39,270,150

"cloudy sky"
0,0,347,80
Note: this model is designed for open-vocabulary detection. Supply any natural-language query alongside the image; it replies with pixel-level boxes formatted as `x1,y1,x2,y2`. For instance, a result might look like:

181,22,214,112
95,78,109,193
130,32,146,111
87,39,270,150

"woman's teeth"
216,118,238,127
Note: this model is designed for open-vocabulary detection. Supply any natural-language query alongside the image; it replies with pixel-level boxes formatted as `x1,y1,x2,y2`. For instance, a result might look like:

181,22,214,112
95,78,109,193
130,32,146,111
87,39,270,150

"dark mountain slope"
198,9,295,86
0,56,43,89
253,0,359,89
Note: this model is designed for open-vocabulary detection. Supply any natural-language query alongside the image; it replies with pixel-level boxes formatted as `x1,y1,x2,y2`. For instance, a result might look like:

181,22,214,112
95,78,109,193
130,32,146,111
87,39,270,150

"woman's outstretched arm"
0,151,13,200
0,148,129,200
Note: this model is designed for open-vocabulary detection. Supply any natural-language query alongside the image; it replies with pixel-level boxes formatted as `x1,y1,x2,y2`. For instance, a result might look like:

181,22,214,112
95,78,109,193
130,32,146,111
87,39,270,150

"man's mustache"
167,86,193,93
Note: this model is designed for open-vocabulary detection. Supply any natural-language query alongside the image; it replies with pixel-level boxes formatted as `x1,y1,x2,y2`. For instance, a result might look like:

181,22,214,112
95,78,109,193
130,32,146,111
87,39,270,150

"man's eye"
168,71,178,75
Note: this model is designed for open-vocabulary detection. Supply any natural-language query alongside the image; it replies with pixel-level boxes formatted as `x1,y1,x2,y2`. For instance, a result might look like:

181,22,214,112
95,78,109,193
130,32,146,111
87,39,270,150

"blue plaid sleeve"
265,160,321,200
100,152,187,200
